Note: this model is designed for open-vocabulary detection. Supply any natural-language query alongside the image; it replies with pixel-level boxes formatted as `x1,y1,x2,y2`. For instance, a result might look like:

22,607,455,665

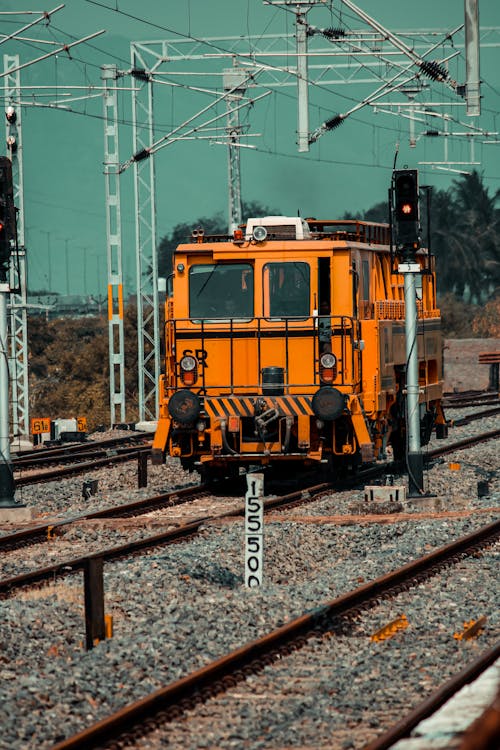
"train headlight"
312,386,345,421
168,389,201,424
319,352,337,383
179,354,198,386
252,225,267,242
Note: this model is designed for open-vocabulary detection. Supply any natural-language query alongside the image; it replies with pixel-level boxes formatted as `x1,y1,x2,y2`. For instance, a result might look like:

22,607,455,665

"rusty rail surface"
427,427,500,458
14,444,151,486
0,483,205,555
452,406,500,426
50,520,500,750
2,426,499,562
12,433,150,468
362,641,500,750
443,390,499,409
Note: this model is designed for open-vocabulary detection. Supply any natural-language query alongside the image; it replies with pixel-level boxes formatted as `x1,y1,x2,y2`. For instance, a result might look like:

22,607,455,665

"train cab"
152,215,446,481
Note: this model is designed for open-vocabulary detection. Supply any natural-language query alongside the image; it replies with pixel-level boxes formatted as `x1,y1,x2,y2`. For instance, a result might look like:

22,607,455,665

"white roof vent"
245,216,311,241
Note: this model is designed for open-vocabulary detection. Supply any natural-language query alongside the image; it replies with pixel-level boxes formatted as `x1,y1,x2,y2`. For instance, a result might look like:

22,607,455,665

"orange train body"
152,216,446,481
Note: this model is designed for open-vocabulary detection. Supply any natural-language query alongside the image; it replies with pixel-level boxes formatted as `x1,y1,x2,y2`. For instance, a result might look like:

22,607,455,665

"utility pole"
224,66,246,233
266,1,316,153
82,246,88,296
130,49,160,423
41,230,52,290
464,0,480,117
295,3,311,153
102,65,126,425
64,238,70,294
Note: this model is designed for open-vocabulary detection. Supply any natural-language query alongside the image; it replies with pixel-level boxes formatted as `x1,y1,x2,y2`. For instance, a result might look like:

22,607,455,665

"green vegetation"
28,307,140,430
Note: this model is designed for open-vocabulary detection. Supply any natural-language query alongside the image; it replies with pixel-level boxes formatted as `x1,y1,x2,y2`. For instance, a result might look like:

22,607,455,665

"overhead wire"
2,2,499,180
5,1,498,152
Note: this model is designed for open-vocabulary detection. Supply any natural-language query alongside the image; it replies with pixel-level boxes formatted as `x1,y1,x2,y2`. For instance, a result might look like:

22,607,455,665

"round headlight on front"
180,355,197,371
319,351,337,383
320,352,337,369
179,354,198,385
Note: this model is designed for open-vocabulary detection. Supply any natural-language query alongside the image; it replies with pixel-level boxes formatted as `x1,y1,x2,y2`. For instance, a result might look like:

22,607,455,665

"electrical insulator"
5,106,16,124
6,135,17,153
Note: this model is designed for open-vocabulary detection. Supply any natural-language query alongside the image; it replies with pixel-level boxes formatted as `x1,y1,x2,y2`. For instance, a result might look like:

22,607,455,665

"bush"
472,295,500,338
438,293,478,338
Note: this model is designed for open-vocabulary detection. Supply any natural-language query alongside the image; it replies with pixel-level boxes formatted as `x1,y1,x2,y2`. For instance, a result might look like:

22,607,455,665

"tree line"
361,170,500,301
158,171,500,303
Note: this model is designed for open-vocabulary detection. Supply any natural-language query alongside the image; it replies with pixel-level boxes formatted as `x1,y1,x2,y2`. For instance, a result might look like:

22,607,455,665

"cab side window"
263,262,310,318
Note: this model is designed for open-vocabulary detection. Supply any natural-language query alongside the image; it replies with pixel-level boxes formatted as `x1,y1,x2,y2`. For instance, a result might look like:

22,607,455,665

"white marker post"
245,472,264,587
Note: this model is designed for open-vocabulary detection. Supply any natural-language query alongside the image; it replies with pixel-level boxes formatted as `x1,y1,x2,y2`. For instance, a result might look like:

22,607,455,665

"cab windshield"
189,263,254,320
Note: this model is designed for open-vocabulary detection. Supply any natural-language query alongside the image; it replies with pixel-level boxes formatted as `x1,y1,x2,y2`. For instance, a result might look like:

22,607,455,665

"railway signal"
392,167,425,496
392,169,420,255
0,156,15,275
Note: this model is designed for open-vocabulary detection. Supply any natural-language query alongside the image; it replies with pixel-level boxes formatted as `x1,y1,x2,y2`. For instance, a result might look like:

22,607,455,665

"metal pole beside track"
402,266,424,495
0,282,16,505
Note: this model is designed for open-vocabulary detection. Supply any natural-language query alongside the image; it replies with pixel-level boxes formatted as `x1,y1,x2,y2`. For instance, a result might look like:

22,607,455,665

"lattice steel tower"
4,54,29,440
102,65,126,424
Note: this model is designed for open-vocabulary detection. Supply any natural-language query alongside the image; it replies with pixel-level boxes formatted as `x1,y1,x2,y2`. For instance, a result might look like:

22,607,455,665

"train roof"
179,216,392,248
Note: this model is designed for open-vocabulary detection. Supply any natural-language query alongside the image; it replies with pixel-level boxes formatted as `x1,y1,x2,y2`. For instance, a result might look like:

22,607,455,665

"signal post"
392,169,425,496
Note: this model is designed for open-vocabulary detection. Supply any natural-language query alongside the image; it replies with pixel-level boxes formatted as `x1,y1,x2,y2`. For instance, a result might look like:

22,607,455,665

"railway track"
443,390,499,409
1,420,497,749
0,478,348,596
1,428,499,570
362,644,500,750
451,405,500,426
48,519,500,750
13,434,152,486
14,444,151,486
12,433,150,468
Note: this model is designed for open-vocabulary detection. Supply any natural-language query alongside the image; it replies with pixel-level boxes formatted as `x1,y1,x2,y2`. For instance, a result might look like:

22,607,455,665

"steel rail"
0,482,333,596
0,483,205,554
1,427,498,558
15,445,151,486
445,398,500,409
361,641,500,750
12,433,150,464
443,389,498,402
443,391,499,409
451,406,500,426
49,519,500,750
426,427,500,457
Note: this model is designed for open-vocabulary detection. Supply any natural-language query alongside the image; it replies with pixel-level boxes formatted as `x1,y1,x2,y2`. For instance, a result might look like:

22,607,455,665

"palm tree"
432,171,500,300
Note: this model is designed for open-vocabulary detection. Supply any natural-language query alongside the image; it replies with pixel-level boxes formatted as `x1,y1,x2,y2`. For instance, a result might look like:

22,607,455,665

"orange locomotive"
152,215,446,481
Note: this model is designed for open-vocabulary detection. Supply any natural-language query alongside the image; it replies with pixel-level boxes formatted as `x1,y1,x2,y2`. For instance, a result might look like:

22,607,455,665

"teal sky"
1,0,499,296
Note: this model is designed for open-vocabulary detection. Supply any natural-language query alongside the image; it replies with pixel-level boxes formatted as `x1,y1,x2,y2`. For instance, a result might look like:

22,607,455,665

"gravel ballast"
0,416,498,749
